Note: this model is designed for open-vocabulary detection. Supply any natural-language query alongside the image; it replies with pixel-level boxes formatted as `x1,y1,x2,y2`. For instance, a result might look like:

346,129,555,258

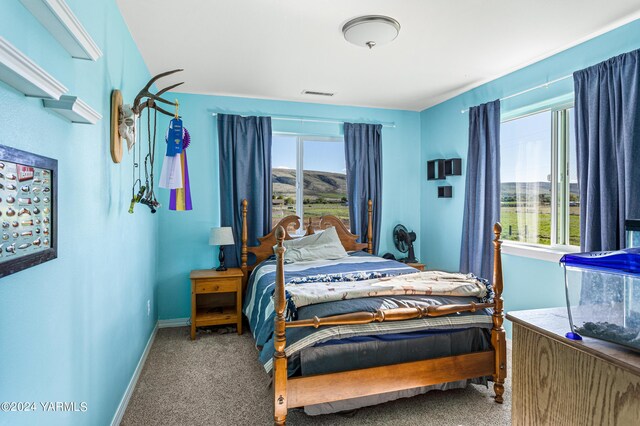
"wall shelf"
437,185,453,198
444,158,462,176
0,37,67,99
428,157,462,198
19,0,102,61
427,159,446,180
43,95,101,124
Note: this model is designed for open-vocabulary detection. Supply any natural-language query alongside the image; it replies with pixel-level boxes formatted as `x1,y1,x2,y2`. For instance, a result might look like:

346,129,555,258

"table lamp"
209,227,235,271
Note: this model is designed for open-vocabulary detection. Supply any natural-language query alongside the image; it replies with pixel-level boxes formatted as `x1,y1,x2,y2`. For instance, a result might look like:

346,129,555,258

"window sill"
501,241,579,263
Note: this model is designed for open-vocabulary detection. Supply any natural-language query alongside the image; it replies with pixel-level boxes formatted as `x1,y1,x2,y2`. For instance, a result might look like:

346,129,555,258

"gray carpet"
122,327,511,426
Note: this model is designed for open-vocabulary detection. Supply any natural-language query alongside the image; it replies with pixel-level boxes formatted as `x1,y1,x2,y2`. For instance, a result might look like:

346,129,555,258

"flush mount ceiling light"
342,15,400,49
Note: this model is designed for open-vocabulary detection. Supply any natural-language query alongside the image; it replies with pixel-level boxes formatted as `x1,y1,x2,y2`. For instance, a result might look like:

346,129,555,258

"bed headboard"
240,199,373,285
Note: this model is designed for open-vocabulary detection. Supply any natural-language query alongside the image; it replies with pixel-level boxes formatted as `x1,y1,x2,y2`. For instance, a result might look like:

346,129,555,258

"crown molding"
19,0,102,61
0,37,67,99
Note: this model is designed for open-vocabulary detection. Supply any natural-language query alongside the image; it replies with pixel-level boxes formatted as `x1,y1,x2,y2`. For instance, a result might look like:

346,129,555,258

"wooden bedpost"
367,199,373,254
241,199,249,290
273,226,288,426
491,222,506,404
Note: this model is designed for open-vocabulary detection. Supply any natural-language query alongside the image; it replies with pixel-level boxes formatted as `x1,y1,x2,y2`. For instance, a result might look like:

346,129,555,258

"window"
271,134,349,233
500,106,580,247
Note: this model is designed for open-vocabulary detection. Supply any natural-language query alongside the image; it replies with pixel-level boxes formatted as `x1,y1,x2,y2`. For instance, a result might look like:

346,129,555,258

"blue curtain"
574,49,640,251
344,123,382,254
218,114,272,267
460,100,501,282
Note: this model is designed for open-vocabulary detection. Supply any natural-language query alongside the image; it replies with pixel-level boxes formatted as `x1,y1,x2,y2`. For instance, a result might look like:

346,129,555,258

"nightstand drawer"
195,278,239,293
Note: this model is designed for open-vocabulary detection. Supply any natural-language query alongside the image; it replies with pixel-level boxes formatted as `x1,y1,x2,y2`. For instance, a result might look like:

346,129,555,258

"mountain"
272,168,347,199
501,182,579,200
274,174,579,201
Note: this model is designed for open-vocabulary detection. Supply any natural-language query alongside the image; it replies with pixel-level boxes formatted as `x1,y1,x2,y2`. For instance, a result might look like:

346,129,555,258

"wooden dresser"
507,308,640,426
189,268,244,340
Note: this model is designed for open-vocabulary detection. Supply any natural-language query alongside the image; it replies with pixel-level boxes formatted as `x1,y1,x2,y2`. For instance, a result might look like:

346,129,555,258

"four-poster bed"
240,199,506,425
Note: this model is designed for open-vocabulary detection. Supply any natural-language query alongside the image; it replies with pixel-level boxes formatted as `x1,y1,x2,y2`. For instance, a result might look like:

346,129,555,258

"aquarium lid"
560,248,640,275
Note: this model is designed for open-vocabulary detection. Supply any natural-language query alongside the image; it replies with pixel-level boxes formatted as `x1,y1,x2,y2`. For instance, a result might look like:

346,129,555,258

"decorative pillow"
274,226,348,262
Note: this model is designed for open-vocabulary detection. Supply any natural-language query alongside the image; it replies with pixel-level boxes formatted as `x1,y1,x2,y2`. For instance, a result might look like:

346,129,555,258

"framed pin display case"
0,145,57,278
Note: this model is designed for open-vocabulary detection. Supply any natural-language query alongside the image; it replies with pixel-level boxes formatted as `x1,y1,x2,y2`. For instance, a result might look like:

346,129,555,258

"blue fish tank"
560,247,640,351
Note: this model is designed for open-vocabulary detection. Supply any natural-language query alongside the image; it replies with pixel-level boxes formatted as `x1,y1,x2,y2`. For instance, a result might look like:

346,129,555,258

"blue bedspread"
244,252,416,345
243,252,493,373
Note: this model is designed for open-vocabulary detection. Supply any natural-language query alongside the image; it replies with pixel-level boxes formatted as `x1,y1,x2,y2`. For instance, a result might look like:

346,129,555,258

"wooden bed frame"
239,199,373,290
240,199,506,426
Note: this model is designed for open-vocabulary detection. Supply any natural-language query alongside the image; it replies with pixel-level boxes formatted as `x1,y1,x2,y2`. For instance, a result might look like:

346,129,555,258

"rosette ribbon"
169,127,192,211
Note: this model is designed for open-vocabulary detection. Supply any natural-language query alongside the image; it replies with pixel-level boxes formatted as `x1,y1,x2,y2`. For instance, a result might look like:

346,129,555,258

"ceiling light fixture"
342,15,400,49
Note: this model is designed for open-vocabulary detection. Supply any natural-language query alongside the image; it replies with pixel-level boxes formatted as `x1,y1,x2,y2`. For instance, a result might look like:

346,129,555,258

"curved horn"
141,69,183,93
132,69,184,113
157,82,184,97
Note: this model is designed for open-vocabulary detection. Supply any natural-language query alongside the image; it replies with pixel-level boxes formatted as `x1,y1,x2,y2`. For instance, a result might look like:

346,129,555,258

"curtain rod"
210,112,396,128
460,74,573,114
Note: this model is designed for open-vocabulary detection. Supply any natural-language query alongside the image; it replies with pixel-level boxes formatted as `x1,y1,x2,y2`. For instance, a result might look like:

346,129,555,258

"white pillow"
275,226,348,262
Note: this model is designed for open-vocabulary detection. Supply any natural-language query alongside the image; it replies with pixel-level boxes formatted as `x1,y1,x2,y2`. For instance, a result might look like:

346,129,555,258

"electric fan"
393,224,418,263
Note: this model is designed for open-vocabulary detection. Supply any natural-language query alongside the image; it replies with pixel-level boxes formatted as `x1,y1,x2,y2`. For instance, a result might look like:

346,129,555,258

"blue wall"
420,19,640,333
2,1,639,421
155,93,421,320
0,1,156,425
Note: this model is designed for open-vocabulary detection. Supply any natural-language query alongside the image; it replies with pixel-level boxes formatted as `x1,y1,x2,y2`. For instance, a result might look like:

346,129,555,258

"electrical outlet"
147,300,151,317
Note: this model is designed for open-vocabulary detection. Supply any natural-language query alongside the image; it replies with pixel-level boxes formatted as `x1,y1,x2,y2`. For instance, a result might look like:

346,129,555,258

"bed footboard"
271,224,506,425
491,223,507,403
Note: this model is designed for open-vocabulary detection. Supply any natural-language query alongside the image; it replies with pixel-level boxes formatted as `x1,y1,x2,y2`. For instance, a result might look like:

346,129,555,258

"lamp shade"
209,227,235,246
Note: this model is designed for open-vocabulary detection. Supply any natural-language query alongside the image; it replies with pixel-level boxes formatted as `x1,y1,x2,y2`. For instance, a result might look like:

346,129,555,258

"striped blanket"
242,252,493,373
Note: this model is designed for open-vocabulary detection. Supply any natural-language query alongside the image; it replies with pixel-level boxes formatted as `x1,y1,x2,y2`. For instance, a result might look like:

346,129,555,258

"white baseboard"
110,318,188,424
158,317,189,328
110,324,158,426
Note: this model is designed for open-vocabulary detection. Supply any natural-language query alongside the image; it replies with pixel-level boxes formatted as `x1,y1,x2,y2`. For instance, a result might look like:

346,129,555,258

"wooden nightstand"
189,268,244,340
407,262,425,271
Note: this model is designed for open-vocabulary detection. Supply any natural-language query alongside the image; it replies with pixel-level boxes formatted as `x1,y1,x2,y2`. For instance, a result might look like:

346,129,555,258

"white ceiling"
117,1,640,111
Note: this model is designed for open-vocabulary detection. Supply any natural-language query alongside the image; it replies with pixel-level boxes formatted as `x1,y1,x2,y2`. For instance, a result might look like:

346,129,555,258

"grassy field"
272,202,350,230
500,204,580,246
273,201,580,246
273,201,580,245
272,168,351,230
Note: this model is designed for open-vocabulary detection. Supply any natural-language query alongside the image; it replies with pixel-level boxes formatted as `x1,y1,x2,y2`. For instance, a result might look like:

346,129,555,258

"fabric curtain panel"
218,114,273,267
574,49,640,251
344,123,383,254
459,100,501,282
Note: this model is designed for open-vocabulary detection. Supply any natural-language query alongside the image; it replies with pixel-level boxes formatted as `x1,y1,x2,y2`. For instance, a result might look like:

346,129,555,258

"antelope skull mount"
110,69,184,163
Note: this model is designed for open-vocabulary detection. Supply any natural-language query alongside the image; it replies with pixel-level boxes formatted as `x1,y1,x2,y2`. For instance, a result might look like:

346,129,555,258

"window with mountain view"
500,106,580,247
271,134,349,233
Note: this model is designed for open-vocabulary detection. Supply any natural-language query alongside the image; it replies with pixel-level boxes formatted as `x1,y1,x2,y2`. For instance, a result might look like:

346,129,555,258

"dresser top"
507,307,640,375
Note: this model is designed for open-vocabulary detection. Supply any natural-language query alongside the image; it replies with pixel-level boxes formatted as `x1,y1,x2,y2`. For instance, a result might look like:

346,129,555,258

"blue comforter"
243,252,493,372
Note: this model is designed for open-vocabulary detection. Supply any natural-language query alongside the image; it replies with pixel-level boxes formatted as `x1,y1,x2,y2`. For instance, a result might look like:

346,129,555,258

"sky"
500,109,577,183
272,134,346,174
